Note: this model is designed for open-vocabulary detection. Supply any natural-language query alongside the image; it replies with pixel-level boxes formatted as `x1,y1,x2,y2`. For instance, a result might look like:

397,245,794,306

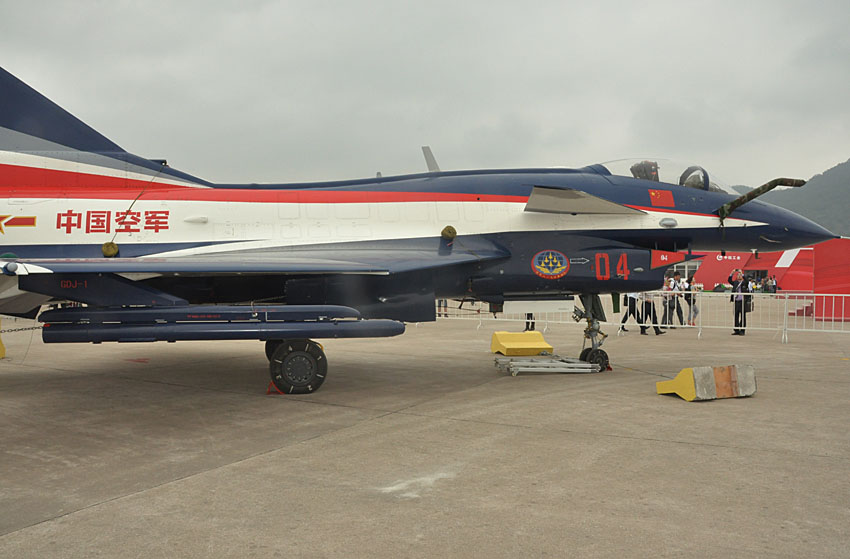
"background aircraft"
0,67,835,392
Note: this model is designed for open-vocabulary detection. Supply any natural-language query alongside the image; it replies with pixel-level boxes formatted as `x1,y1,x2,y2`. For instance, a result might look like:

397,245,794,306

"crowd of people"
752,275,778,293
619,269,766,335
619,271,701,335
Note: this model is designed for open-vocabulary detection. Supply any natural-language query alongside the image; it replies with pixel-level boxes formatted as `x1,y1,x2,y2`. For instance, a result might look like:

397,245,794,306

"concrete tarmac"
0,318,848,558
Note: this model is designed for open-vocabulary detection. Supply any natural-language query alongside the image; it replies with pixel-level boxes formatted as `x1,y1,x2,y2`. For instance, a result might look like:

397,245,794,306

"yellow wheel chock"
490,331,553,356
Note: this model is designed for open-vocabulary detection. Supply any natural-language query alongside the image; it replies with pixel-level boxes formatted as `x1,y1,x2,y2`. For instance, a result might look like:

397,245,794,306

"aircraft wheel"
269,339,327,394
586,349,609,372
579,348,592,361
265,339,286,361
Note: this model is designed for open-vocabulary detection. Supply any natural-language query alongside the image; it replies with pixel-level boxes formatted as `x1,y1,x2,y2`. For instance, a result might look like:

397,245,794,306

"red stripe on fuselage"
0,164,740,216
0,162,193,191
0,163,528,203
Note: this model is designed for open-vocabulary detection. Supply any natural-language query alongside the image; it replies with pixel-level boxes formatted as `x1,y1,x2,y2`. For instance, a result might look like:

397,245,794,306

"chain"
0,326,43,334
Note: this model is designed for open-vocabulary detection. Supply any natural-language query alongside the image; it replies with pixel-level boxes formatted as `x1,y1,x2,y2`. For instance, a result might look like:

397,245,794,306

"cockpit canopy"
599,158,732,193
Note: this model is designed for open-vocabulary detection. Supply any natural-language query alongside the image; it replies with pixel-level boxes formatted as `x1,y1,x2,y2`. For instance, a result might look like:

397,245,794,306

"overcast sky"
2,0,848,186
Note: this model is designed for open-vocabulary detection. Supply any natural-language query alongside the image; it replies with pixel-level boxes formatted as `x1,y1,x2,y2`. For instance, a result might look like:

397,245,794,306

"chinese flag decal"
651,250,686,269
648,189,675,207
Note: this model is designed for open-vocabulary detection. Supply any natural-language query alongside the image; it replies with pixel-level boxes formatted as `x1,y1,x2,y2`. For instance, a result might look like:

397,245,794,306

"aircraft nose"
778,209,836,247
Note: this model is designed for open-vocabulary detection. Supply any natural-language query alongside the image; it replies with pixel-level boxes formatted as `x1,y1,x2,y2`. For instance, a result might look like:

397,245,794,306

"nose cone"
792,214,837,245
759,204,837,250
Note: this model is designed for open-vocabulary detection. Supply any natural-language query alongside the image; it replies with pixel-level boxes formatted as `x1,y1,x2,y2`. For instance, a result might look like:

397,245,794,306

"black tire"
265,339,285,361
269,339,327,394
586,349,609,372
579,348,592,361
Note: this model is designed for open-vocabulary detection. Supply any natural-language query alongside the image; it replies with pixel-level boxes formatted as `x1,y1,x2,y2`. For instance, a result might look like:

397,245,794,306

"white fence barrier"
436,291,850,342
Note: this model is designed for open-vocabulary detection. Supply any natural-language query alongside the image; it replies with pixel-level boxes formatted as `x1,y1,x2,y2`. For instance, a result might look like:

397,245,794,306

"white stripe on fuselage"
0,197,766,257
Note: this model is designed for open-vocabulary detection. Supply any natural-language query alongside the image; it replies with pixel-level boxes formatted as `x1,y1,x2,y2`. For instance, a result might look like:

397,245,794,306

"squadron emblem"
531,250,569,279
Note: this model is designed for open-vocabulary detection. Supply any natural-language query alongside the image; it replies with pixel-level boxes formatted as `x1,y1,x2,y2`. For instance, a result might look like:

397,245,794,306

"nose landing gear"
573,294,610,372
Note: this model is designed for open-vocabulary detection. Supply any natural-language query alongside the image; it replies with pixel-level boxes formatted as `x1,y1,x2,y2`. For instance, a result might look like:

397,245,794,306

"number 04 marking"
595,253,630,281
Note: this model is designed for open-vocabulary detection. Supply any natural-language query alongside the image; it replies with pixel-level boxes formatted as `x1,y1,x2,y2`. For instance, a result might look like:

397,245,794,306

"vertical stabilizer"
0,66,124,153
0,66,209,187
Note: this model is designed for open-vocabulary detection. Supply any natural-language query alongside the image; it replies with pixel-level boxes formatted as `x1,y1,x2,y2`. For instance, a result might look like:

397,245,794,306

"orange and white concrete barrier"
656,365,756,401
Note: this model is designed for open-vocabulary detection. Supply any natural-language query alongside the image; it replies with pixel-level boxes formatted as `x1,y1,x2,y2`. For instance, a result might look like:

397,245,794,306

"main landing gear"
265,339,327,394
573,294,610,372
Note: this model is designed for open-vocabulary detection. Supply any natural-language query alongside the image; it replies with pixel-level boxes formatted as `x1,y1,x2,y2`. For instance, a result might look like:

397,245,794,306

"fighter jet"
0,67,835,392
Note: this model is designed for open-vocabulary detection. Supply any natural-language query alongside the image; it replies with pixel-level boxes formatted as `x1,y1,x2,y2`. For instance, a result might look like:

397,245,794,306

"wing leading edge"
1,243,510,276
524,186,646,215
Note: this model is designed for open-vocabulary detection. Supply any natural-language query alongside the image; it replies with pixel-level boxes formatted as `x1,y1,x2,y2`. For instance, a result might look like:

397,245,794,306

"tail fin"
0,66,124,153
0,66,208,187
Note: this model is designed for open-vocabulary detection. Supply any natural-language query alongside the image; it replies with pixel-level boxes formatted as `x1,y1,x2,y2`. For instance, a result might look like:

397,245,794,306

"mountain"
731,159,850,237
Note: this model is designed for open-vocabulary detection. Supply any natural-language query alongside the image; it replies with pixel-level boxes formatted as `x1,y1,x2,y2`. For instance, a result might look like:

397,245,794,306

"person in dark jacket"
669,271,685,326
639,292,665,335
729,269,751,335
619,292,642,333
